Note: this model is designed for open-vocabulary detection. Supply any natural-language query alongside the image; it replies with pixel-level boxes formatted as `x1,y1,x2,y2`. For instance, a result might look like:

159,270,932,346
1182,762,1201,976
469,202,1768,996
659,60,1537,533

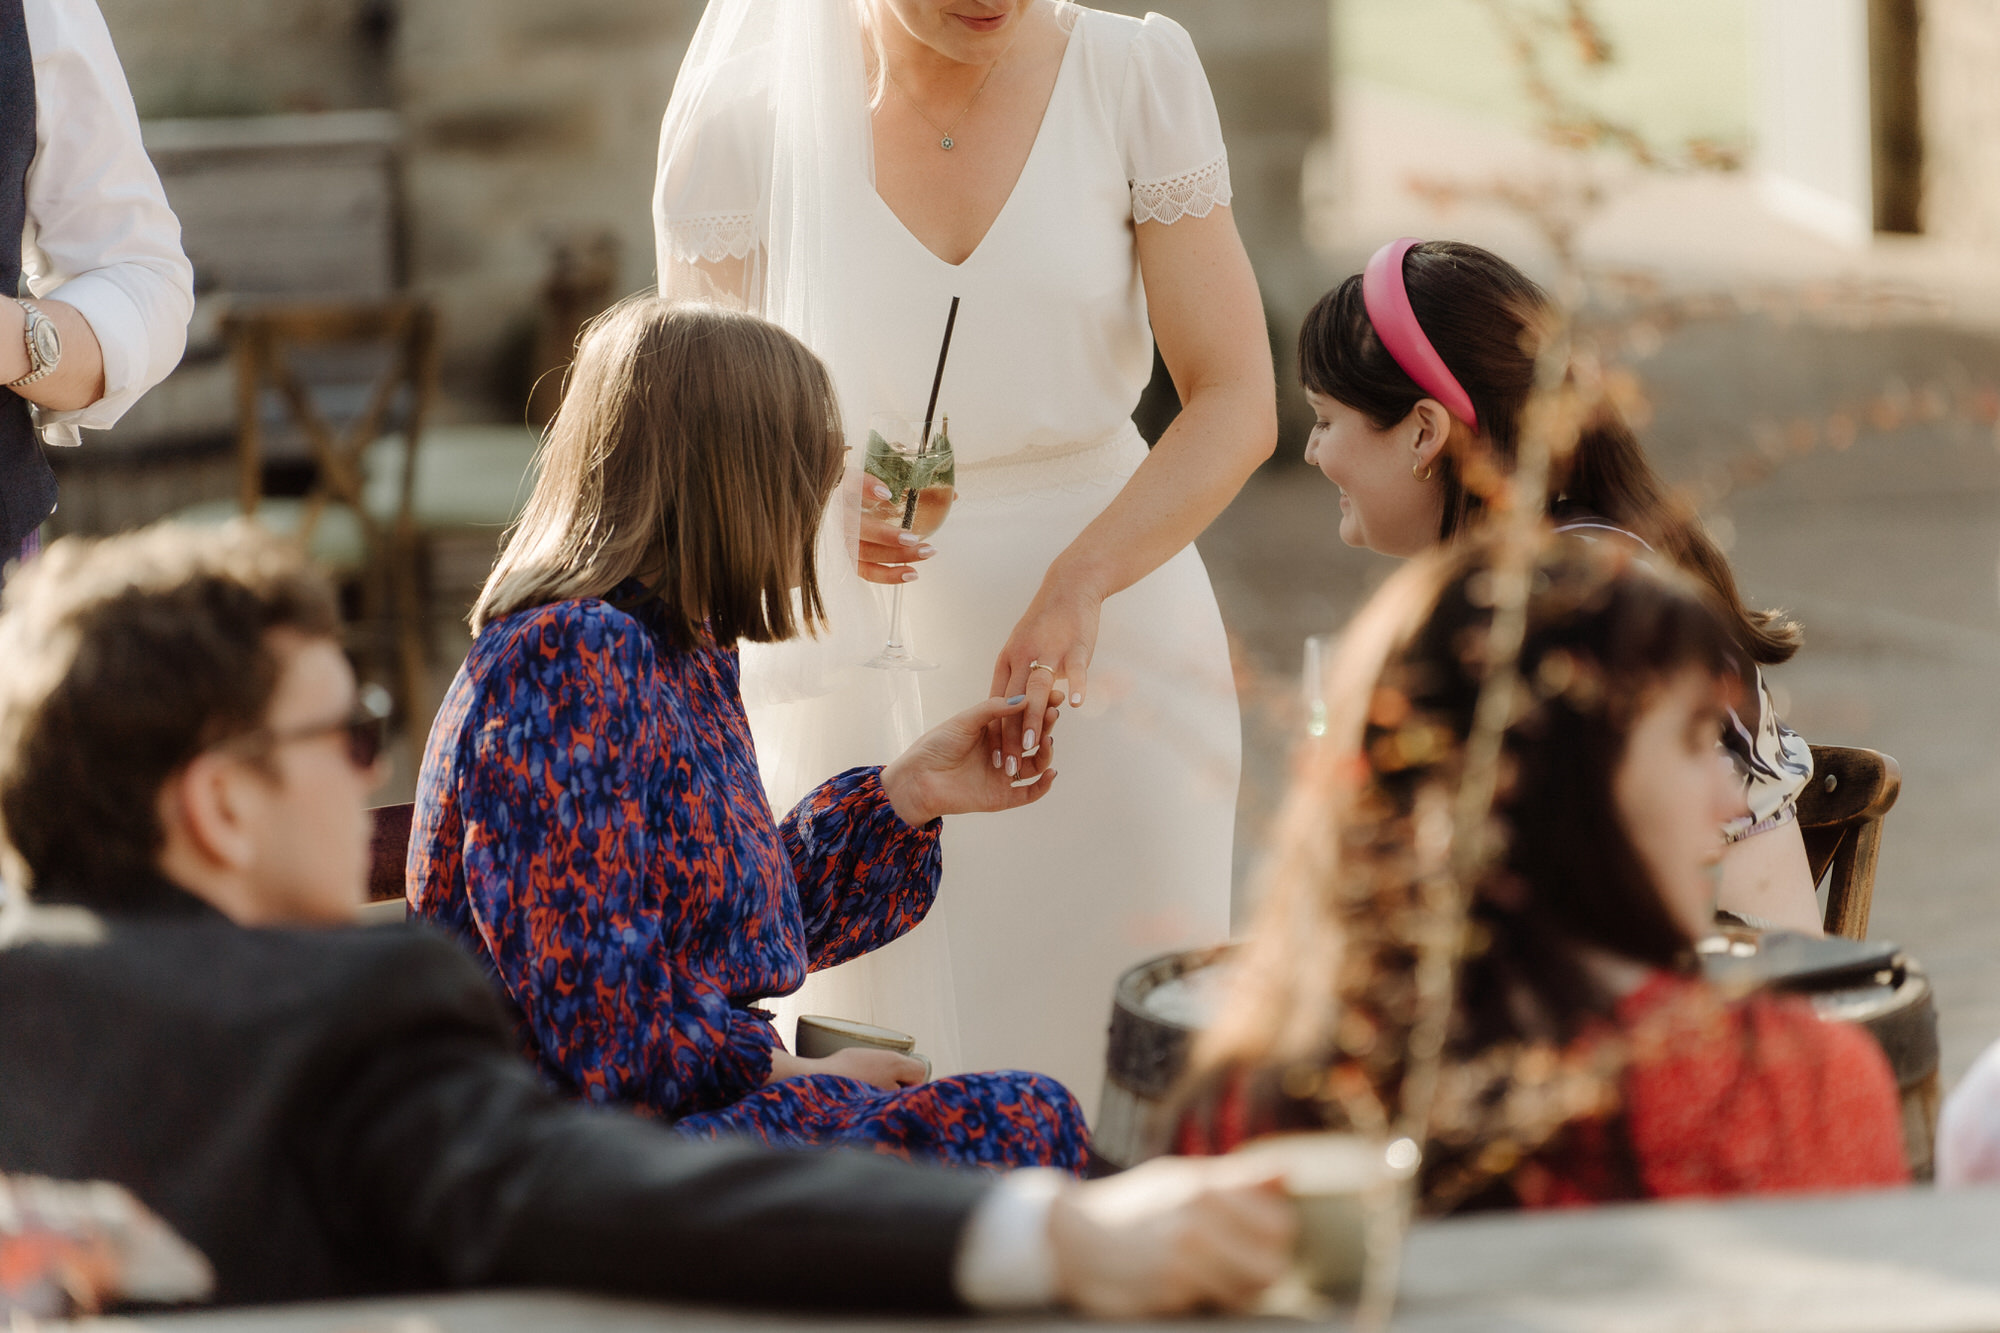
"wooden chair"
179,299,439,753
1795,745,1902,940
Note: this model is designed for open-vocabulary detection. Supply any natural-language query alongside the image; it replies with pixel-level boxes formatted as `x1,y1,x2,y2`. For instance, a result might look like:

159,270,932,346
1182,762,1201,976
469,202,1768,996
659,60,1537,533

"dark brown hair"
0,523,340,897
474,299,847,647
1189,534,1737,1210
1299,240,1799,666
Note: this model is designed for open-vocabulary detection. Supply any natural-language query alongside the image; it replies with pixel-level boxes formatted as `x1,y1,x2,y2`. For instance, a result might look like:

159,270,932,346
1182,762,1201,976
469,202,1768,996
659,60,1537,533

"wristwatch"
9,299,60,388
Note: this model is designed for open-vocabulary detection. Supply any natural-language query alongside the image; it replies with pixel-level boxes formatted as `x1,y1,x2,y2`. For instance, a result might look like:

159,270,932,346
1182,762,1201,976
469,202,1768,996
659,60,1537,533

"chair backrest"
1795,745,1901,939
367,801,415,904
226,298,438,544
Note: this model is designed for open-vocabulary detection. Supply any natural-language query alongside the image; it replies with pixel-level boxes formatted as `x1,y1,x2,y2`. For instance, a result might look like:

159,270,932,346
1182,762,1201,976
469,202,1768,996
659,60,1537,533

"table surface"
97,1185,2000,1333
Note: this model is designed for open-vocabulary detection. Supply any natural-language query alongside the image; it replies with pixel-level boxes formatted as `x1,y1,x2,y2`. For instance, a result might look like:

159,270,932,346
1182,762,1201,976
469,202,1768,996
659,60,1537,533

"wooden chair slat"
1793,745,1901,940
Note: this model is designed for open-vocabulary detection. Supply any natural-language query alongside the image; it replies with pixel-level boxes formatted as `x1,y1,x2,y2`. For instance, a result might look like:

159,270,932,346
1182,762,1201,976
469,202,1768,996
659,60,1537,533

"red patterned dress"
1178,973,1907,1204
409,580,1085,1171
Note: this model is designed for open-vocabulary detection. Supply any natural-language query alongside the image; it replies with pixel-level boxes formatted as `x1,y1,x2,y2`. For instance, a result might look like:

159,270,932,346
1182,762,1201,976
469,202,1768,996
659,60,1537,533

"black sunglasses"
225,683,393,770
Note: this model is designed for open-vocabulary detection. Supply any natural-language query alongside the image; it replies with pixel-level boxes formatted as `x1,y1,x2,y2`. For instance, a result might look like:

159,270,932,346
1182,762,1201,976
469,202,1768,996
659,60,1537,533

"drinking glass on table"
1302,632,1340,738
862,412,957,671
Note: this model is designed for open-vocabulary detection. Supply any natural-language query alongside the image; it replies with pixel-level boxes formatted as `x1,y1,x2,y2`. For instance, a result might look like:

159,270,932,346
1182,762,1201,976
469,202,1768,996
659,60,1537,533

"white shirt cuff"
38,268,156,436
953,1168,1068,1311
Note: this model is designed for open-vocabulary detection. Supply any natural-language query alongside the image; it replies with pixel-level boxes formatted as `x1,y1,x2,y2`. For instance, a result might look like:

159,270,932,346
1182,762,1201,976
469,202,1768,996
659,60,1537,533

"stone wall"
392,0,702,408
1920,0,2000,251
99,0,391,118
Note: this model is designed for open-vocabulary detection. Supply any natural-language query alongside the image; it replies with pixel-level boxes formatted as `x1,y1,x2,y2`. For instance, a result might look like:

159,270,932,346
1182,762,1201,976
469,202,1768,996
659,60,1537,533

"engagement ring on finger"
1025,660,1056,678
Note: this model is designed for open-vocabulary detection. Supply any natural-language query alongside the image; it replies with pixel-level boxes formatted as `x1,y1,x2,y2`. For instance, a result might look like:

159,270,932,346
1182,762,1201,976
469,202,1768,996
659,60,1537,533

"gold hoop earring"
1413,461,1434,482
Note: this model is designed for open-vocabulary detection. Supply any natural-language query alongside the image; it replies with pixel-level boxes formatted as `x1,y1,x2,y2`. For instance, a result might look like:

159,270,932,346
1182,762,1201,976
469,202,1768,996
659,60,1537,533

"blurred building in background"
1318,0,1998,309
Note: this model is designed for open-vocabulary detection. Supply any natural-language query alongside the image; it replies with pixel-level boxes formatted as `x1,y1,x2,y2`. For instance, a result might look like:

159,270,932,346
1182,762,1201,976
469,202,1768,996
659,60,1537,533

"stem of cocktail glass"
884,583,912,658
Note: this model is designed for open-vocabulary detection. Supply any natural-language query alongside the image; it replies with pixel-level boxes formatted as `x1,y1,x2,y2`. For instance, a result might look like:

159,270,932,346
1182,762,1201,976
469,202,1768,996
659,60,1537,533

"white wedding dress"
655,3,1240,1109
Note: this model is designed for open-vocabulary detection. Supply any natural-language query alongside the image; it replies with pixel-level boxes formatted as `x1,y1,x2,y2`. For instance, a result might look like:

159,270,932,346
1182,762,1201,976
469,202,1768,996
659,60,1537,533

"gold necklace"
885,55,1002,151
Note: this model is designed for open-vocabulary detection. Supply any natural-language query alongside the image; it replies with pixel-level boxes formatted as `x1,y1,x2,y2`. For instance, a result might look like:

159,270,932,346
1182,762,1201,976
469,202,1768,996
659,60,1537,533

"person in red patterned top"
1175,534,1907,1210
410,298,1085,1171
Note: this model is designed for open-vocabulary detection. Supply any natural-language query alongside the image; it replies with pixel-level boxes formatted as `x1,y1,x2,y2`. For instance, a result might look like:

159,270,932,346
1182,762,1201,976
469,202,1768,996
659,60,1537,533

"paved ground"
1200,313,2000,1088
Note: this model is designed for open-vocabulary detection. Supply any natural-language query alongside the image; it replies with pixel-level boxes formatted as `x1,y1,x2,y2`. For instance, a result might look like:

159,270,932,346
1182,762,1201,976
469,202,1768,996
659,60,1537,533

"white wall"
1754,0,1874,245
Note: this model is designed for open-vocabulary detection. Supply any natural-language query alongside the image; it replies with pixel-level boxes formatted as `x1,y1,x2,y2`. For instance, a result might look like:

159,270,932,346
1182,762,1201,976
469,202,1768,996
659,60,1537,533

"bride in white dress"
653,0,1274,1106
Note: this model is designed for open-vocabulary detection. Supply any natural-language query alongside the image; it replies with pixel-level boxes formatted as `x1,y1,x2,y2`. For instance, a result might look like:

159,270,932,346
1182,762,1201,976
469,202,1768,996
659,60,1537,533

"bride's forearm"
1045,385,1274,602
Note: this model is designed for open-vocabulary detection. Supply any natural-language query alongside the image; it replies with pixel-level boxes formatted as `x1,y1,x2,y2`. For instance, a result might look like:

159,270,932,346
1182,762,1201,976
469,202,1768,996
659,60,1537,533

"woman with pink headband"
1296,238,1821,934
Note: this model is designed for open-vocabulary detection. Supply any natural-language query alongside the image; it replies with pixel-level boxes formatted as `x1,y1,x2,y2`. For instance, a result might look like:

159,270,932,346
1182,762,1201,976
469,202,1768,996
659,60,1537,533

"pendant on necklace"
940,135,955,150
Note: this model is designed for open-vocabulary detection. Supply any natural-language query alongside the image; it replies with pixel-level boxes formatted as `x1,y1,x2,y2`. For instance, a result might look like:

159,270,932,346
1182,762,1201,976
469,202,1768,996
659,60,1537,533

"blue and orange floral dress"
408,580,1086,1172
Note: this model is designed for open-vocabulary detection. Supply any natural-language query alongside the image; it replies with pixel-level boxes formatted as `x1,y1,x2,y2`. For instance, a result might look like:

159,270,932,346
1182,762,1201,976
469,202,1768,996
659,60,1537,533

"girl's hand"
853,476,937,586
881,693,1061,827
766,1048,929,1090
988,580,1102,776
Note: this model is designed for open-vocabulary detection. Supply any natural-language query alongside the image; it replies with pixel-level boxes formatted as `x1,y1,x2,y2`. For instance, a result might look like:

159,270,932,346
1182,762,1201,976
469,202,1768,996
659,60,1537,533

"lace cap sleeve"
652,53,771,274
1118,13,1232,226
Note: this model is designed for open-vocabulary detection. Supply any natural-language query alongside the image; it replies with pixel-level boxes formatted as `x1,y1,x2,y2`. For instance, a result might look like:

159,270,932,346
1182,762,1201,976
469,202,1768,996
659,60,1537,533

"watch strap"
9,300,56,388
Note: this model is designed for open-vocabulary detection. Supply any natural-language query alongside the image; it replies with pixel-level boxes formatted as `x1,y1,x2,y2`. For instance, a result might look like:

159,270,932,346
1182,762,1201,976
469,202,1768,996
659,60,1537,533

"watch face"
28,315,59,367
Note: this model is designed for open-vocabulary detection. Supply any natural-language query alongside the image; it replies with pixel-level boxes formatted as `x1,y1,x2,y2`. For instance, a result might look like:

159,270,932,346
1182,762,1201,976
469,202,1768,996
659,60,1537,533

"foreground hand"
1049,1156,1295,1318
881,694,1060,826
854,476,938,586
988,580,1102,777
766,1048,928,1090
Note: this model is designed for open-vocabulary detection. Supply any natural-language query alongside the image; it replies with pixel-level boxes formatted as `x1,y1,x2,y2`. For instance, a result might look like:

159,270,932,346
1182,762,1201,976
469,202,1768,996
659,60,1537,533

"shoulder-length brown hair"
1298,240,1801,667
473,298,845,648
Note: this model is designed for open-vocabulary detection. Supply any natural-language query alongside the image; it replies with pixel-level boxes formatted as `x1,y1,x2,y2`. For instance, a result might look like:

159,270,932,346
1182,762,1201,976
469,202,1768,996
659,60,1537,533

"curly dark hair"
0,523,339,899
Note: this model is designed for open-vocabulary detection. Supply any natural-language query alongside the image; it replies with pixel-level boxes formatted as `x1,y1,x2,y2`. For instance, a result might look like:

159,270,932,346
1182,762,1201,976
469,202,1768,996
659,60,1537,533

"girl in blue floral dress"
408,300,1084,1172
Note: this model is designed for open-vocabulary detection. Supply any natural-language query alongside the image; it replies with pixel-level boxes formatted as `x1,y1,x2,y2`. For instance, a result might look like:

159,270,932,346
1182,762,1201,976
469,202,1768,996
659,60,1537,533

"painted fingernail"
991,750,1002,768
1005,756,1018,777
900,569,918,582
916,544,936,558
1070,692,1083,707
1006,694,1027,705
898,531,921,546
1020,745,1039,758
1009,773,1042,789
1023,730,1037,751
871,482,892,499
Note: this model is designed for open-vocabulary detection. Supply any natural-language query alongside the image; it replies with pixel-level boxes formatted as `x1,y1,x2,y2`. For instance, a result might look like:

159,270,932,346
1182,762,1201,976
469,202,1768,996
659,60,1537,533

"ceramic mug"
794,1015,933,1080
1229,1132,1419,1302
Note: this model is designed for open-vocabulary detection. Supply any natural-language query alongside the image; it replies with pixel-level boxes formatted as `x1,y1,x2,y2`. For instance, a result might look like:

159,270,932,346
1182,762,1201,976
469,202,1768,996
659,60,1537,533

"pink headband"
1361,237,1479,430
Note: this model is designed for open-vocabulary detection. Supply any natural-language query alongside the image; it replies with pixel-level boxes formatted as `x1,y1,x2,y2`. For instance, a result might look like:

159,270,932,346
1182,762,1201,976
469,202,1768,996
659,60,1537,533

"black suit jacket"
0,876,991,1310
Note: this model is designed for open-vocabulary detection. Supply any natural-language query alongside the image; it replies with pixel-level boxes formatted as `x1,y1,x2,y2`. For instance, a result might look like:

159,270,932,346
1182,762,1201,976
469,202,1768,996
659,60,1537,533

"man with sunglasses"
0,523,1294,1318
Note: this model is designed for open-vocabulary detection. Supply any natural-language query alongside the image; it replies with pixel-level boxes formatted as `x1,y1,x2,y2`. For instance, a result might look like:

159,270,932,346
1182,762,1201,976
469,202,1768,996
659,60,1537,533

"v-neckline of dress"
869,15,1083,270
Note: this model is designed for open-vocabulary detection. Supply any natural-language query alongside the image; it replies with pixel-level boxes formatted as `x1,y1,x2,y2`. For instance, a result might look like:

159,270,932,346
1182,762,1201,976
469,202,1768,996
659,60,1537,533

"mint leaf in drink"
863,432,913,494
909,451,950,492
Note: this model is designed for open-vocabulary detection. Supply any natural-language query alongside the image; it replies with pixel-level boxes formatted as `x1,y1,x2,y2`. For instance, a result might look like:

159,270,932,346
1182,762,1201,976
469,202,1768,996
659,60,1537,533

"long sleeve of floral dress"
784,769,941,972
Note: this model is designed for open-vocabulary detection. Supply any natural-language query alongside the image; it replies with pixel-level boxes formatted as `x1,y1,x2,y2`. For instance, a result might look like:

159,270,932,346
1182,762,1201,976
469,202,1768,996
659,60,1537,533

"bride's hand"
881,693,1061,826
853,476,937,586
988,581,1101,775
